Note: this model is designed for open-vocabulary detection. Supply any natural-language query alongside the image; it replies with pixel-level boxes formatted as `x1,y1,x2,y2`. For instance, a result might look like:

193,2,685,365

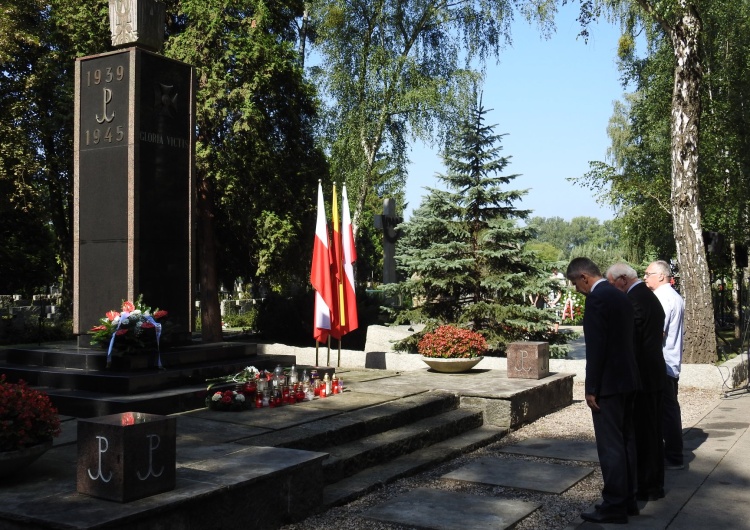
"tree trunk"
197,174,223,343
730,239,741,340
669,9,716,364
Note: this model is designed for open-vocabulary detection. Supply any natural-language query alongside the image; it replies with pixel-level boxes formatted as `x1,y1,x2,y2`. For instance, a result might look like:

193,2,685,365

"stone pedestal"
77,412,176,502
506,341,549,380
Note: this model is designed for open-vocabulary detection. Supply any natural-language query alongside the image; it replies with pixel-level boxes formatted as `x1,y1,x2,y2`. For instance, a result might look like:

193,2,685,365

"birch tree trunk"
668,7,717,363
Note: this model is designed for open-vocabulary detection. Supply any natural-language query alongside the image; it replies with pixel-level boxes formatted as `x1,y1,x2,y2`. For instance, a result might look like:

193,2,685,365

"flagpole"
326,335,331,367
338,338,341,368
315,340,319,367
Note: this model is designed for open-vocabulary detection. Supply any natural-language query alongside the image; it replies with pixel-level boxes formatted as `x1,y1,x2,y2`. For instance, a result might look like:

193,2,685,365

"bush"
223,306,260,331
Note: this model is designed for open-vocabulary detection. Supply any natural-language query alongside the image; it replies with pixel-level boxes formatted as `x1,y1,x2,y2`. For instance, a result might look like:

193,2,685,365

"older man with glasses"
644,260,685,471
607,262,667,502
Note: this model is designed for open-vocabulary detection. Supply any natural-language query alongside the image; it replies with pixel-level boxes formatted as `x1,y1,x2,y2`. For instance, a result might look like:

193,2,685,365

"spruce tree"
388,97,560,354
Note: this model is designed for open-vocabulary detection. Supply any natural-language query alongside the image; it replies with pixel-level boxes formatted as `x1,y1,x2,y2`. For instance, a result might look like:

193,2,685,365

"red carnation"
90,325,107,332
115,329,129,336
141,322,155,329
153,310,168,320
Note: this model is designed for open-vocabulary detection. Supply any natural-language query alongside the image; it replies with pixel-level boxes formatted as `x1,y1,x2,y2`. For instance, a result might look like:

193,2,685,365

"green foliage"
0,1,110,310
526,215,629,263
308,0,557,259
164,1,328,296
0,208,59,296
223,306,260,331
385,97,565,353
0,317,74,346
525,241,563,262
257,293,310,345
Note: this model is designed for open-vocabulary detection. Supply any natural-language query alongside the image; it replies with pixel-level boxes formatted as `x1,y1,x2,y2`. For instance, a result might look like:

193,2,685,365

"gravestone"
506,341,550,380
73,0,195,343
77,411,176,502
373,198,402,284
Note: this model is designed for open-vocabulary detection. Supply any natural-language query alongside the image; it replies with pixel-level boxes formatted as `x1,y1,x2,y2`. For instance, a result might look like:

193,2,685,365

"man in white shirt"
644,260,685,470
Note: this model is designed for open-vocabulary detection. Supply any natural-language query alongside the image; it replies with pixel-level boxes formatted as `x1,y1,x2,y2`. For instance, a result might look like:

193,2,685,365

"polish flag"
341,184,358,333
310,181,334,343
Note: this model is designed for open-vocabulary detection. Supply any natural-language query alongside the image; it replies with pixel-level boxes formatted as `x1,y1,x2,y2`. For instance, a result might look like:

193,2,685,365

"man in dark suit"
566,257,640,524
607,262,667,501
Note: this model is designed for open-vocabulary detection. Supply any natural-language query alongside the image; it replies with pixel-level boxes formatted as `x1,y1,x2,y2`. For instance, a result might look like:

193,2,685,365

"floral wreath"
89,296,167,368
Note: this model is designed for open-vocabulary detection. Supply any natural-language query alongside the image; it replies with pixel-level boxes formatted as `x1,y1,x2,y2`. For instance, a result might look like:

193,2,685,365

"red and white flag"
310,181,334,343
341,184,358,333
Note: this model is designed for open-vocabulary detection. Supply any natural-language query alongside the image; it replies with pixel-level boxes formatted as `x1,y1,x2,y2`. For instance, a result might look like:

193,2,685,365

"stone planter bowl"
420,356,483,373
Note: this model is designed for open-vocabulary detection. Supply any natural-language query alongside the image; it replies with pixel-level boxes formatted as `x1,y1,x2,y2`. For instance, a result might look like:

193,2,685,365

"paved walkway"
363,382,750,530
576,388,750,529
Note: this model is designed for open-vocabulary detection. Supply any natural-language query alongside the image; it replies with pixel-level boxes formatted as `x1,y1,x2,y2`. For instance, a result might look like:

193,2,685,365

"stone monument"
73,0,195,343
373,198,402,284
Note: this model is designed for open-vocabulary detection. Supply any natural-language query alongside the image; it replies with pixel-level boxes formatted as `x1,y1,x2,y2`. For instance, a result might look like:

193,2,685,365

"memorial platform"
0,366,574,529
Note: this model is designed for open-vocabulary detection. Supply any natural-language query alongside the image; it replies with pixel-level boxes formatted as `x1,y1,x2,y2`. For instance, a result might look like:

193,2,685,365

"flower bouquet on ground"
206,389,248,411
89,295,169,367
205,366,259,411
0,374,61,452
417,325,488,359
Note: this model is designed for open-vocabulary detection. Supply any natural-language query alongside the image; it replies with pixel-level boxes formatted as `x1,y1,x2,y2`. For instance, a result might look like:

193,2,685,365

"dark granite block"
77,412,176,502
506,341,550,380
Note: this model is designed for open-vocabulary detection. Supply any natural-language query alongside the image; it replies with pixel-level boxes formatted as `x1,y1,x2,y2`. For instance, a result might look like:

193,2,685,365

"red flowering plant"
417,325,488,359
0,374,61,452
89,295,169,365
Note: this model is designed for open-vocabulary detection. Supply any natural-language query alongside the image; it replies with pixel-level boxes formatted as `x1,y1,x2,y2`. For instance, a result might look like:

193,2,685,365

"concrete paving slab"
442,456,594,494
345,377,432,397
666,394,750,530
179,445,326,480
184,402,340,429
302,390,399,411
176,416,271,447
499,437,599,463
364,487,539,530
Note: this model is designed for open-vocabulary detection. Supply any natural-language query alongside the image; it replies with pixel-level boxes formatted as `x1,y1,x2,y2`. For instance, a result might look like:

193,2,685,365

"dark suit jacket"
627,281,667,392
584,280,639,397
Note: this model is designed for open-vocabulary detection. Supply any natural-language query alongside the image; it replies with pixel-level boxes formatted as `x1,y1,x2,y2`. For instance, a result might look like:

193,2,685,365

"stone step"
3,341,259,370
322,425,507,508
321,407,485,484
239,391,461,451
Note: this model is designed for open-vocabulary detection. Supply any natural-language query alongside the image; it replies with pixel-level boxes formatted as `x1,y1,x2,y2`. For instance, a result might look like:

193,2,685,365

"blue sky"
404,3,626,222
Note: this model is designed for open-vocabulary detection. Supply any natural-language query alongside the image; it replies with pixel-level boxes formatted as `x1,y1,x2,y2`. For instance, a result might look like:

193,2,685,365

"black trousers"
634,389,664,495
592,392,637,512
663,375,684,465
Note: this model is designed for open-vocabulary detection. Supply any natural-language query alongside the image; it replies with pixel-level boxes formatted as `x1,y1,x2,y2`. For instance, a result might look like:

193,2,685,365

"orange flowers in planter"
417,325,487,359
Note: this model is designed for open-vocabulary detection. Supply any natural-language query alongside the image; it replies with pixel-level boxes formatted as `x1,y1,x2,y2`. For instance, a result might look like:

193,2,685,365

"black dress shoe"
595,503,639,516
581,510,628,524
